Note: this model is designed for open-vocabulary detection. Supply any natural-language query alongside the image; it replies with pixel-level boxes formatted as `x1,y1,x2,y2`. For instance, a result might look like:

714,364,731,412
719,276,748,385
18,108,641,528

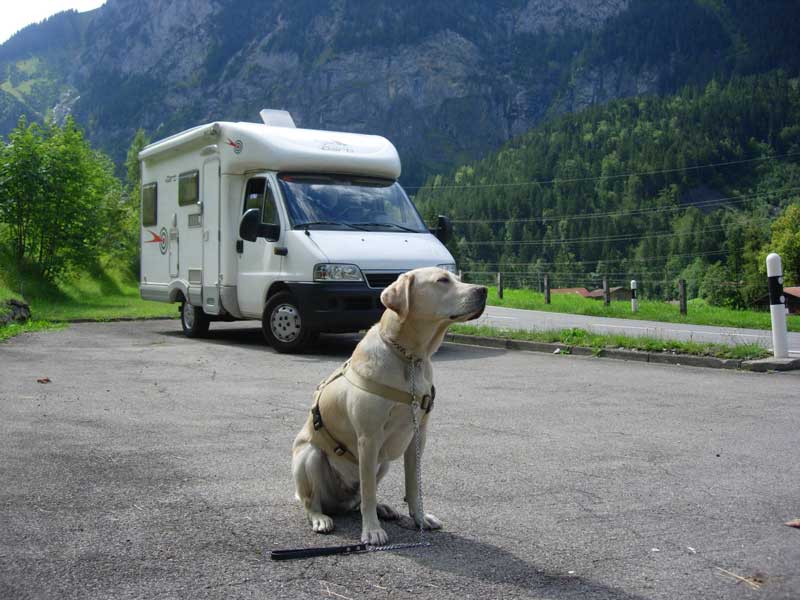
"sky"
0,1,106,45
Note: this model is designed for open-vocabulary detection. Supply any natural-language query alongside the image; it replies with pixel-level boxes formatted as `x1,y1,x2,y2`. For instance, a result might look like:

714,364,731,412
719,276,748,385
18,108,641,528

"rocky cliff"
1,0,798,185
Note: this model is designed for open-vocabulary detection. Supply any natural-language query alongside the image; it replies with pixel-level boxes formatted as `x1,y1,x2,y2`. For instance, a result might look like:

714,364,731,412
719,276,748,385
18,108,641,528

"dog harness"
308,355,435,465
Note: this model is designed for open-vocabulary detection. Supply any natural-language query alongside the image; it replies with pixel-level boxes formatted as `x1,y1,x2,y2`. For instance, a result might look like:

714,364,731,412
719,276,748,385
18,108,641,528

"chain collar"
379,332,422,364
376,333,426,531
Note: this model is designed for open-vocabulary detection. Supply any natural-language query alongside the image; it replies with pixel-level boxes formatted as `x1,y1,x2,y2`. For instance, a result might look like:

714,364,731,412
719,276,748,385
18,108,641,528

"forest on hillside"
414,71,800,307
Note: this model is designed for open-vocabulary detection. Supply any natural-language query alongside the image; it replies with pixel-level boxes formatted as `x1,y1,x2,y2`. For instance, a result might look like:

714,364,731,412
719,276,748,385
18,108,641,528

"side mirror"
239,208,262,242
239,208,281,243
432,214,452,244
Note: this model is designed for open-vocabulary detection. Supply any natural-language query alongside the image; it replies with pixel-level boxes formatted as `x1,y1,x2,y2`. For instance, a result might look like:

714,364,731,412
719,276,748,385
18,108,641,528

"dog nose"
476,286,488,301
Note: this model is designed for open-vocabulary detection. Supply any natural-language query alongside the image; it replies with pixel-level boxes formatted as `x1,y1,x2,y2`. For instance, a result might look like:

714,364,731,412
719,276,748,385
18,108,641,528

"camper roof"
139,115,401,180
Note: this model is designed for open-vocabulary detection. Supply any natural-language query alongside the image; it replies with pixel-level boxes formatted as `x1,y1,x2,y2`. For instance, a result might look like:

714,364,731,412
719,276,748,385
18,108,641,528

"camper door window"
243,177,278,224
178,171,199,206
142,183,157,226
278,174,426,232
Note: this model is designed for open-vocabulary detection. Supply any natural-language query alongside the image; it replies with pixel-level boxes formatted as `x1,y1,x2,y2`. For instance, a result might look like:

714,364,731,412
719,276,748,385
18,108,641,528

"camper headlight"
313,263,363,282
437,263,457,274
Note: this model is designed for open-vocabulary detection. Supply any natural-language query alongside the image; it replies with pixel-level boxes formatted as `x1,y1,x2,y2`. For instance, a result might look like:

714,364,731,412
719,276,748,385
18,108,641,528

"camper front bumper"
287,282,385,332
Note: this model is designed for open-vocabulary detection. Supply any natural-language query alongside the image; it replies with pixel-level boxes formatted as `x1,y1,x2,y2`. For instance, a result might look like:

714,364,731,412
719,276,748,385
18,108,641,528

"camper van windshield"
278,174,427,233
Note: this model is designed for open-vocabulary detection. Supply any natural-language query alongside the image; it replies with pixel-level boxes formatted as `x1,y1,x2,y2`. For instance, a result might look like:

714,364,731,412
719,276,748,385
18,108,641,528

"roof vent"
260,109,296,128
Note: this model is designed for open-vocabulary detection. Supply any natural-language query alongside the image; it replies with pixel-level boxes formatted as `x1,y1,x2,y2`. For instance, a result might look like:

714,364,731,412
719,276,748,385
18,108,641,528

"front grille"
365,272,401,289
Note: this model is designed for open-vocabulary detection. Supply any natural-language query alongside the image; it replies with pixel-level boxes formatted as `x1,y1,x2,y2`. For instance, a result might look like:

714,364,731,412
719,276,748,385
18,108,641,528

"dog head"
380,267,487,324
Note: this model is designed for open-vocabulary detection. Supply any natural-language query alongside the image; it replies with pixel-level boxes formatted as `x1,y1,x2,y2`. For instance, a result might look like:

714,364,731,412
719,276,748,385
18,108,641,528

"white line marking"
588,323,767,339
590,323,651,331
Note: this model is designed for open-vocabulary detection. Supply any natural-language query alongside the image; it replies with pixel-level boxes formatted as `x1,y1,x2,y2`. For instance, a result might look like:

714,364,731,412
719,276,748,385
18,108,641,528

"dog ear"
381,273,414,319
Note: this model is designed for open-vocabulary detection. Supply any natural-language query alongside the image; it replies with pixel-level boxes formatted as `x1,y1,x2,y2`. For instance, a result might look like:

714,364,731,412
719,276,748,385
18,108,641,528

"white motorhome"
139,110,454,352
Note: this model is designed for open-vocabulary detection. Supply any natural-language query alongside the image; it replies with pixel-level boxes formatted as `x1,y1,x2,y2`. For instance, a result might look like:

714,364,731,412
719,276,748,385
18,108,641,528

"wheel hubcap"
270,303,301,343
183,304,195,329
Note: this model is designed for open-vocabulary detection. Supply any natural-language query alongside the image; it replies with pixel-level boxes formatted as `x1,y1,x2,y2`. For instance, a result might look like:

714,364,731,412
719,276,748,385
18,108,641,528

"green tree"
0,117,121,279
119,129,149,275
767,203,800,285
0,116,46,263
700,262,737,307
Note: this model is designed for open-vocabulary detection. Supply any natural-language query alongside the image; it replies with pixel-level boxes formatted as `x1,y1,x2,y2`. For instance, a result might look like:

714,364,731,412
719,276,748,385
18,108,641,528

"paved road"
476,305,800,354
1,320,799,599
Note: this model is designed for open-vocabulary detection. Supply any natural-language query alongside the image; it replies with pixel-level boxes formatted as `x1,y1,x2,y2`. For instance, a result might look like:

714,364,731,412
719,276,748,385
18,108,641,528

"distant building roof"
784,287,800,298
586,287,627,298
551,287,590,297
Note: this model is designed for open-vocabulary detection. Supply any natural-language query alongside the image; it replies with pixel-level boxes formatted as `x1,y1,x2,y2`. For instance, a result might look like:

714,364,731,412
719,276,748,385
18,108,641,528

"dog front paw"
361,526,389,545
310,513,334,533
414,512,442,530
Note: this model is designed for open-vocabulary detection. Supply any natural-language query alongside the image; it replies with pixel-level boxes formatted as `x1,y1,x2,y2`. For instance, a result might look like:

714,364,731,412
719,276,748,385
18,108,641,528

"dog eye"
437,277,450,284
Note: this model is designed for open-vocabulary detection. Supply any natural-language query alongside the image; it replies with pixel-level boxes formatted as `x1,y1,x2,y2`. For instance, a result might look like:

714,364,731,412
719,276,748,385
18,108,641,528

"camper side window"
178,171,199,206
243,178,278,225
243,178,265,213
142,183,157,226
263,181,278,225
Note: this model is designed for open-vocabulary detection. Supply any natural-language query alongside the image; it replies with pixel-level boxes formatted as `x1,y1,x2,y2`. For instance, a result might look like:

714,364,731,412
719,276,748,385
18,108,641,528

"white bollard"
766,253,789,359
631,279,638,313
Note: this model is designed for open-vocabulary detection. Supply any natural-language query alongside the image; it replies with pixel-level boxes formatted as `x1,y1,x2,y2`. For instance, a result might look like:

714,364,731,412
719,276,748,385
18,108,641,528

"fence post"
544,273,551,304
457,269,463,281
679,279,687,315
766,253,789,359
603,277,610,306
631,279,638,313
497,272,503,300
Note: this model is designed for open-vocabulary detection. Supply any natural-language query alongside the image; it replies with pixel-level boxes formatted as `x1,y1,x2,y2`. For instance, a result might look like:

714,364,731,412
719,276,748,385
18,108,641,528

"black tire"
181,302,210,338
262,291,317,353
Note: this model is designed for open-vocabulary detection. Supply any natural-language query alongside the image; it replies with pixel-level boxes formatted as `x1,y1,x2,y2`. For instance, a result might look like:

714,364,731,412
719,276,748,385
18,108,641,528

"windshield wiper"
293,221,367,230
351,222,420,232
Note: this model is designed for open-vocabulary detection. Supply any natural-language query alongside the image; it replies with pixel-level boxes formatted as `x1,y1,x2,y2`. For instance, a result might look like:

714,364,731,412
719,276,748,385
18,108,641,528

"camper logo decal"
320,139,354,153
145,229,169,254
226,138,243,154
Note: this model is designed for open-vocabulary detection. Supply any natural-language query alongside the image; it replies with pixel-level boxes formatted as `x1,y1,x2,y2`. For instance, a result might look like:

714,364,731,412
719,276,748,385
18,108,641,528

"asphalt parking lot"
1,320,799,599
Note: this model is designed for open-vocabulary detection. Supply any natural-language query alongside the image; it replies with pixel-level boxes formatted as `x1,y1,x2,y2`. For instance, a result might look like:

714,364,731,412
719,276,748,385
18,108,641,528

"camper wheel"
262,291,317,353
181,302,210,338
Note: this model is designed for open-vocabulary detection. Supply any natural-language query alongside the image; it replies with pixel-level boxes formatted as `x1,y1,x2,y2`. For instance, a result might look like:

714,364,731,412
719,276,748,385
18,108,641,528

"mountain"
1,0,799,185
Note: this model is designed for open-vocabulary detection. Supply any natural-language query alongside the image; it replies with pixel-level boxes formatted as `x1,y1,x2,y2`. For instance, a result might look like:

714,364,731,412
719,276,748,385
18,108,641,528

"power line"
464,270,691,276
457,250,729,266
449,187,799,225
459,220,770,246
406,151,800,192
460,250,729,267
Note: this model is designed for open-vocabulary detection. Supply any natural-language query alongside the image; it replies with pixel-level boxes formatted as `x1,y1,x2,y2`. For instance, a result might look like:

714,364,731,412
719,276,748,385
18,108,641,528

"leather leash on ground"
270,540,430,561
271,341,431,562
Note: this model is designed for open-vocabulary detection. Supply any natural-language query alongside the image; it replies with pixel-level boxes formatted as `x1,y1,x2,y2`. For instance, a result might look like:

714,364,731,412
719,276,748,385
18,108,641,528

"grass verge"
451,324,771,361
485,287,800,332
0,251,177,322
29,271,178,322
0,320,65,342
